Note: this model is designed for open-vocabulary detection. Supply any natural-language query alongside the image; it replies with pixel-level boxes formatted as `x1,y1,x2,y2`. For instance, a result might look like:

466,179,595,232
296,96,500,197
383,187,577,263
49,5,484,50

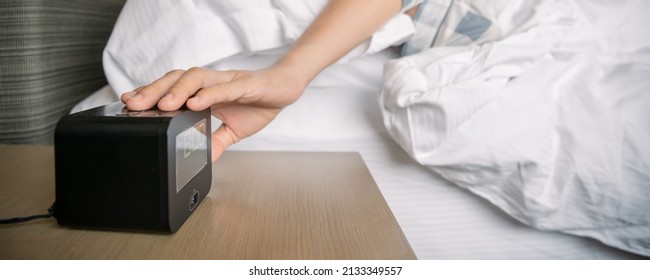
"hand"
120,0,401,162
121,66,307,162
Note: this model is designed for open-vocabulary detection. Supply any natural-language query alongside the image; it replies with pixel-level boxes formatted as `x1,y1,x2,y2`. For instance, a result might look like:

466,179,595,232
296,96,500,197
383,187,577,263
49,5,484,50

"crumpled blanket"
380,0,650,256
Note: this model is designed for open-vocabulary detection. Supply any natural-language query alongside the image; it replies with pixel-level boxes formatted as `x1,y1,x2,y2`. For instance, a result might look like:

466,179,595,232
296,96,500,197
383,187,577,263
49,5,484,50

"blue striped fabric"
401,0,496,56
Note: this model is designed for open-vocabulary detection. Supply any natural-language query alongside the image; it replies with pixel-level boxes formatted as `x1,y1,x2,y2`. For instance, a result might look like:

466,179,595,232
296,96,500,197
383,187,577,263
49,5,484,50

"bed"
74,0,648,259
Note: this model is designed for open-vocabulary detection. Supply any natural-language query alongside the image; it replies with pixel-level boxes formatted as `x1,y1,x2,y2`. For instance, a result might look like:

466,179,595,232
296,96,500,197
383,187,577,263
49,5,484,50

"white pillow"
102,0,415,96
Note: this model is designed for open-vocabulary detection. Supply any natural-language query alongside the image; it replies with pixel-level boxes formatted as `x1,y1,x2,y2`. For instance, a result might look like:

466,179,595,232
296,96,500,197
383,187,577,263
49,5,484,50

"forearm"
274,0,402,87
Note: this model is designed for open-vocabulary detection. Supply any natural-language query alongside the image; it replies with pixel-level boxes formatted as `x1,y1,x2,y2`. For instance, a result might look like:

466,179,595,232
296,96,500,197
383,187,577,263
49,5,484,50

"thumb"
210,124,241,162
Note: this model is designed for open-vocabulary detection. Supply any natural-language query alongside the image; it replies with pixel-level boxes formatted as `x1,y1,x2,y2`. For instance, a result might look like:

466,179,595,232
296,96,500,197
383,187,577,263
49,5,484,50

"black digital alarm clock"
54,102,212,232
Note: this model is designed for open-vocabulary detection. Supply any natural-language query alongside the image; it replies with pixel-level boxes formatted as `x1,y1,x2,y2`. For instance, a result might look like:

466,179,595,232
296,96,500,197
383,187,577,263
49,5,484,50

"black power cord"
0,202,56,224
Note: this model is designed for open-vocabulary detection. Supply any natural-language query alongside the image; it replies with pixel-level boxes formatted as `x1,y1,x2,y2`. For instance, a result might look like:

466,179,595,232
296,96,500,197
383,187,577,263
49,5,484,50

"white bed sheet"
75,49,641,259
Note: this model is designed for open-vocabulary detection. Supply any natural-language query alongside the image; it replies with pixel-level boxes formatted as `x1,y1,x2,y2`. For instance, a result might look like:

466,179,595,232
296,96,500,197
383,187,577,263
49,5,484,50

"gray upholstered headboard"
0,0,126,144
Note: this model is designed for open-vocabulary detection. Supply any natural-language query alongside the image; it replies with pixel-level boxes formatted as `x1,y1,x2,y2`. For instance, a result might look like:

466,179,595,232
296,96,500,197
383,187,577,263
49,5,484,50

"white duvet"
380,0,650,256
82,0,648,258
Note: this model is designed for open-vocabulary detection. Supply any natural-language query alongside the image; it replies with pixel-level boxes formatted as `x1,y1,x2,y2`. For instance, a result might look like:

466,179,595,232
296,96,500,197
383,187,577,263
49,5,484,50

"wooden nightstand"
0,145,415,259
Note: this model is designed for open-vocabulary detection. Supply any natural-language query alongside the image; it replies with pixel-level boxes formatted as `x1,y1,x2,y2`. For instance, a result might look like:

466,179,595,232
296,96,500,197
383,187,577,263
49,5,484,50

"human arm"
121,0,403,161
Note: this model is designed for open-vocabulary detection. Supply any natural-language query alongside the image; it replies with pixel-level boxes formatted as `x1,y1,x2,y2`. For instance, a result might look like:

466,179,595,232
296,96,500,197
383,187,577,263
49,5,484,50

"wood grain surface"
0,144,415,259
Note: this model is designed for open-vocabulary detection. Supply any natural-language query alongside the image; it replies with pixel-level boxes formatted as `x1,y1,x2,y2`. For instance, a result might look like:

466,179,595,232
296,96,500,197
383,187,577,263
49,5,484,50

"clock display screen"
175,118,208,193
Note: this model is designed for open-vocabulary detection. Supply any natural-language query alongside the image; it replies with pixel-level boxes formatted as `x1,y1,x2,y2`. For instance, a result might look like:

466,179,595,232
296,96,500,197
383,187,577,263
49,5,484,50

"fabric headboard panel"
0,0,125,144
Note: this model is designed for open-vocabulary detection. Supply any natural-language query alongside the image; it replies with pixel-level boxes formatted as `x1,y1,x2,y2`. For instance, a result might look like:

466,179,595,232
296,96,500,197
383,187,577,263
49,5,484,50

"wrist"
272,44,331,89
257,60,311,105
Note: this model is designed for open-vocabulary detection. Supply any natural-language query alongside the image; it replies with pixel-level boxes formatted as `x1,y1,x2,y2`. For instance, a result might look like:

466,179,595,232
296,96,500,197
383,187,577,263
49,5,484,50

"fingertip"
123,94,152,111
210,125,239,162
120,91,135,103
211,147,224,163
186,96,209,111
186,85,231,111
210,129,228,162
156,93,182,111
